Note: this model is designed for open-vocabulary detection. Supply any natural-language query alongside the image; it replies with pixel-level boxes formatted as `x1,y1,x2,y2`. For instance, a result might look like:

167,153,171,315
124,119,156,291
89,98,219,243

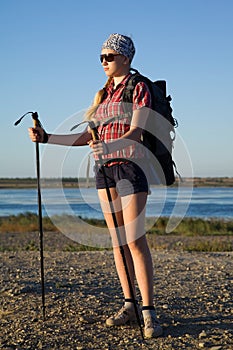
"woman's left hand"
88,140,109,155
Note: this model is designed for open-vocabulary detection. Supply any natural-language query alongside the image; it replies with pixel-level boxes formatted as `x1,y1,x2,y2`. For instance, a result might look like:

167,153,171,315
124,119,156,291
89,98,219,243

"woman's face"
100,49,130,77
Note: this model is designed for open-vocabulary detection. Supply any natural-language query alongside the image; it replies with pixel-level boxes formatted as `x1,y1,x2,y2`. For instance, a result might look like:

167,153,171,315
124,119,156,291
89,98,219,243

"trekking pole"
14,112,46,321
88,121,144,340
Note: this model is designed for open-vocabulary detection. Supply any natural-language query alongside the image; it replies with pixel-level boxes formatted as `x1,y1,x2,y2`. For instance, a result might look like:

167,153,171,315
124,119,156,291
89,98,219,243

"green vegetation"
1,213,232,236
1,177,233,188
147,217,233,236
0,177,93,189
184,238,232,252
0,213,232,252
0,213,55,233
64,243,106,252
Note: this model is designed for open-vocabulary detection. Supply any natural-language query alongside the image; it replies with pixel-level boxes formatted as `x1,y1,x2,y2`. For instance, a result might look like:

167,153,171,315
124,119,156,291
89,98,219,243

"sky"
0,0,232,178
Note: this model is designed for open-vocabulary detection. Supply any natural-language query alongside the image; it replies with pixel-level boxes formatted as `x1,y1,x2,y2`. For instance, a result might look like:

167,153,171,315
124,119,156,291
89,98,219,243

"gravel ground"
0,233,233,350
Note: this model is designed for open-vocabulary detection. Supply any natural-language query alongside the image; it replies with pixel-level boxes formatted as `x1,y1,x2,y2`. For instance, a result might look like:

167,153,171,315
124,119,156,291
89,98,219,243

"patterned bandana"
101,33,135,62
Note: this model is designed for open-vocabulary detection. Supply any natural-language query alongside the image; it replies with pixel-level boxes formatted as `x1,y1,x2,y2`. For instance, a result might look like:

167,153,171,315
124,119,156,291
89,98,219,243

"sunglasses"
100,53,122,63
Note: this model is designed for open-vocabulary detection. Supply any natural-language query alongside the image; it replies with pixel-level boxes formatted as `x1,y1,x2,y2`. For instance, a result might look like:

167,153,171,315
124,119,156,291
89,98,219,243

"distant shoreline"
0,177,233,189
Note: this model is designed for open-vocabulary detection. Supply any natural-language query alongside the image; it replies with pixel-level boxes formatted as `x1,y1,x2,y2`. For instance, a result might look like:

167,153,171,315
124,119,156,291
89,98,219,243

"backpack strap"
122,69,150,113
123,69,162,106
124,70,178,129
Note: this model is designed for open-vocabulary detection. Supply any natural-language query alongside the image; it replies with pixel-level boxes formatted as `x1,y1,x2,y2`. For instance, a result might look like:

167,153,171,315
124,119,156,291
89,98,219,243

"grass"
0,213,232,252
185,238,232,252
0,213,232,236
64,243,106,252
147,217,233,236
0,212,56,233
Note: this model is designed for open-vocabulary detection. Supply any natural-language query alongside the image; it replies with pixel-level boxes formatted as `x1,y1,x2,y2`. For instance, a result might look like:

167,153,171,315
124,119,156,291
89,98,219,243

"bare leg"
99,189,153,305
121,192,154,306
98,188,136,298
112,244,136,298
127,236,154,306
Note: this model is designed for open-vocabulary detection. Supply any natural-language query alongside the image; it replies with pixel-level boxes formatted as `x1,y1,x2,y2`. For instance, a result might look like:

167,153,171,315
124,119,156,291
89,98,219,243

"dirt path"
1,248,232,349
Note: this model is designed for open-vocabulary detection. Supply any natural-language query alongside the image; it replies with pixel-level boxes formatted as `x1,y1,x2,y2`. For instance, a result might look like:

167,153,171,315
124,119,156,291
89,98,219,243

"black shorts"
95,160,149,197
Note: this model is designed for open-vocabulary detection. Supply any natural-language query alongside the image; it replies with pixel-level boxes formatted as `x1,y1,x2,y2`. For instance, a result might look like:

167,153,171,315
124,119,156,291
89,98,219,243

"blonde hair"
85,77,113,121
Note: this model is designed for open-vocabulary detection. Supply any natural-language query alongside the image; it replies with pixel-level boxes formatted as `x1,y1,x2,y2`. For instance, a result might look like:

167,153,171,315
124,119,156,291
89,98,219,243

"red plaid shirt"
94,73,152,162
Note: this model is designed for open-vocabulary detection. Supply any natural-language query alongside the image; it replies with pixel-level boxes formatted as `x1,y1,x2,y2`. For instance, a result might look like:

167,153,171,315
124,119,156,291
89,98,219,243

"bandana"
101,33,135,62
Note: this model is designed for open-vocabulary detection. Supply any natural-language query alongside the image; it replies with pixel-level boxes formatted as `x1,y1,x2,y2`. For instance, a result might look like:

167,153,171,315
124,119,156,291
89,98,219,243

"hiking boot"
144,316,163,338
106,306,140,326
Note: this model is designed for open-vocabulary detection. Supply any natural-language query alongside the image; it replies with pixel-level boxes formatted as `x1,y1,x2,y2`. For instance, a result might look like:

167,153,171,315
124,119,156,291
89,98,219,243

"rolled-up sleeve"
133,82,152,110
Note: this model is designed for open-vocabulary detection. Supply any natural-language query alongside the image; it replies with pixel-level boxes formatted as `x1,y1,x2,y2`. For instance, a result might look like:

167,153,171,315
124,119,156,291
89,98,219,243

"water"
0,187,232,220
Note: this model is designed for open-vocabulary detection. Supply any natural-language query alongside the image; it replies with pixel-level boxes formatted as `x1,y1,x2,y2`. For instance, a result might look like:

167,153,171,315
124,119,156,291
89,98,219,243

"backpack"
122,68,181,186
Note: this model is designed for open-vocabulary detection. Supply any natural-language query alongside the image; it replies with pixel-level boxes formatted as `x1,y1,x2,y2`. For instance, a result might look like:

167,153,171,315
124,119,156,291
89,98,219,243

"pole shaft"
33,119,46,320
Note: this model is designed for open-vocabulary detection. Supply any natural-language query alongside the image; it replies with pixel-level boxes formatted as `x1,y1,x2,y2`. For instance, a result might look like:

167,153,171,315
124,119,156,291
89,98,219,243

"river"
0,187,232,220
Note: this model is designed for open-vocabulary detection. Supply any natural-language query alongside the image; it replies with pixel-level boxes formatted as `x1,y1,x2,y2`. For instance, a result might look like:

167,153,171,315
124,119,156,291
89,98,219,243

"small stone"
210,347,222,350
79,315,95,324
37,340,43,349
198,342,206,348
199,330,207,338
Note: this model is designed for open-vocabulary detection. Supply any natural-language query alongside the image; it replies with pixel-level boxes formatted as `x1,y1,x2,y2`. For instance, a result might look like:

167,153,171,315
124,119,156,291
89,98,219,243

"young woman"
28,33,163,339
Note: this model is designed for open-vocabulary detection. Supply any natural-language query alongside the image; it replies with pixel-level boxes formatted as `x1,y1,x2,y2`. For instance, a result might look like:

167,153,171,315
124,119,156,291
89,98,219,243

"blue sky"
1,0,232,178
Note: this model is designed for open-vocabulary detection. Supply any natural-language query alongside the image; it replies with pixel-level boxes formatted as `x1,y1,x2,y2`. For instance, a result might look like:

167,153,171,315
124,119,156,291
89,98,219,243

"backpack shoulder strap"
122,69,151,105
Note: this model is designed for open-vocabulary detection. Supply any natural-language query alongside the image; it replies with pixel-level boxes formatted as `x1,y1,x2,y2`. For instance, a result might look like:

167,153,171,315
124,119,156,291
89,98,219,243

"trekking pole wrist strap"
42,130,49,143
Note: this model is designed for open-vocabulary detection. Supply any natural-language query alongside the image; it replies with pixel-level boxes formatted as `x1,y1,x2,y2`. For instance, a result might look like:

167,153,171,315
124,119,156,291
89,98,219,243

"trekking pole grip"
33,119,38,128
88,121,99,142
32,112,40,128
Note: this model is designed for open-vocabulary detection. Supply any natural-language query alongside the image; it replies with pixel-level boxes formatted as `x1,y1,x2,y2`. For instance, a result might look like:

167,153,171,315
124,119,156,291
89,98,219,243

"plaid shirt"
94,73,152,162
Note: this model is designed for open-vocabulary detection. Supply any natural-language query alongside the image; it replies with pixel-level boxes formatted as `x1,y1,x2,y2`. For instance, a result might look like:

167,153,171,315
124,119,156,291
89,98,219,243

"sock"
142,306,156,319
124,298,137,310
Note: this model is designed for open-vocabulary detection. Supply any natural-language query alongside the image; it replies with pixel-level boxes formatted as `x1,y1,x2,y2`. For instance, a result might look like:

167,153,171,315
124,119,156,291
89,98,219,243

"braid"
85,77,112,121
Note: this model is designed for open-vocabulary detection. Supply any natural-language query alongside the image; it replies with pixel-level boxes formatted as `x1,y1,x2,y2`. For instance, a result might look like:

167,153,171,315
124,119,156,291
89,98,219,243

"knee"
127,235,147,252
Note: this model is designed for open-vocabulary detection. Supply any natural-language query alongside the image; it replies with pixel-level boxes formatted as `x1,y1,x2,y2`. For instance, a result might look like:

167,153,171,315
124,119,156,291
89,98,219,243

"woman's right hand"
28,127,46,143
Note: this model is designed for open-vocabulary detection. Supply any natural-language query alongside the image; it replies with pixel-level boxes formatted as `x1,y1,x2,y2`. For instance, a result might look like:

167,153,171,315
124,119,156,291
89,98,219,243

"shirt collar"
108,73,132,92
